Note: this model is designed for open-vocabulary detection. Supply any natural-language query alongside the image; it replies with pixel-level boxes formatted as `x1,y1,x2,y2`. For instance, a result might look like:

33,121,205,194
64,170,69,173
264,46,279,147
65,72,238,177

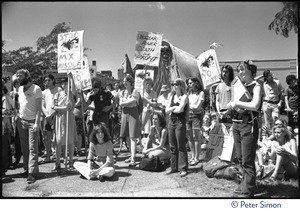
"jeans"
16,117,39,174
232,118,258,196
168,117,188,172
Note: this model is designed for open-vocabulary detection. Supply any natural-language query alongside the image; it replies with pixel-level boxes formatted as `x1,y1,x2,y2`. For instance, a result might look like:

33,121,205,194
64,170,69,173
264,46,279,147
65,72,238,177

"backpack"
139,156,164,172
203,156,230,178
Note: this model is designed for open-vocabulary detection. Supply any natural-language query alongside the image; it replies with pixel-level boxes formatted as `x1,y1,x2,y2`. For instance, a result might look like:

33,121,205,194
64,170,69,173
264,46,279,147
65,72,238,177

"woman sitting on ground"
74,122,115,182
142,111,170,162
264,125,298,183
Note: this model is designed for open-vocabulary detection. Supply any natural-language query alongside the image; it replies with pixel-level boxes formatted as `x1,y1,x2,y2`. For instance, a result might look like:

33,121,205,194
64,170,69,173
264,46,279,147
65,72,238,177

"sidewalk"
2,151,196,198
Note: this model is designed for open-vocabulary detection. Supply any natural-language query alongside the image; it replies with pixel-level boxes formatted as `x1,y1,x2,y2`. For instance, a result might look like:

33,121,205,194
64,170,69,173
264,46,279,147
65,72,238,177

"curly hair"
152,111,167,128
89,123,112,144
286,74,297,85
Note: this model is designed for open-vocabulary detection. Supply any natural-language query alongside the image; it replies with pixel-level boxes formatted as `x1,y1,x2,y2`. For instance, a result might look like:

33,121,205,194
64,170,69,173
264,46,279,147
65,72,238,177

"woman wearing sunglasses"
165,78,189,177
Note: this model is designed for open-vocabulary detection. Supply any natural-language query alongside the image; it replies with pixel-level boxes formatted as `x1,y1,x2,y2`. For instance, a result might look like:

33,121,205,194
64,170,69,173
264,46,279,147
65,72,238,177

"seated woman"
142,112,170,162
257,118,286,166
264,125,298,183
74,123,115,182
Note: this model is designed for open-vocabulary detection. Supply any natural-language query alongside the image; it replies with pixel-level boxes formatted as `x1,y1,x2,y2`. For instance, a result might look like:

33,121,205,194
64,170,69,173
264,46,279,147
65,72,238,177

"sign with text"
134,31,163,67
134,69,154,94
205,123,235,162
72,56,92,91
58,30,84,73
196,49,221,89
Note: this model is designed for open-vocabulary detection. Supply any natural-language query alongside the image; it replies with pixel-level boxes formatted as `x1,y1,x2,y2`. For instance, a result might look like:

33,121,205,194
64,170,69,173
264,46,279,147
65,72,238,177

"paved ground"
2,150,198,198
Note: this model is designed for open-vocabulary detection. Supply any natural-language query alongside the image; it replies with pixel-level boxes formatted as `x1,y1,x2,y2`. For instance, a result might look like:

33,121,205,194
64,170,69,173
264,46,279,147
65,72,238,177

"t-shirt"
263,79,284,102
42,86,61,116
215,82,231,111
87,141,114,168
18,84,42,120
283,85,298,110
89,89,113,115
188,91,204,114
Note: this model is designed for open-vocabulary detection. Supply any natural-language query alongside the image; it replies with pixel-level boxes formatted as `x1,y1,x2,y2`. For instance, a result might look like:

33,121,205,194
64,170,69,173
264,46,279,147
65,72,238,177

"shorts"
187,112,203,130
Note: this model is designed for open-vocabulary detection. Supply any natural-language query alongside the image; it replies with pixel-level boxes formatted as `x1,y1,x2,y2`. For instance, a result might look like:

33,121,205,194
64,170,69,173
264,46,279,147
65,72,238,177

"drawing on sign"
61,37,79,50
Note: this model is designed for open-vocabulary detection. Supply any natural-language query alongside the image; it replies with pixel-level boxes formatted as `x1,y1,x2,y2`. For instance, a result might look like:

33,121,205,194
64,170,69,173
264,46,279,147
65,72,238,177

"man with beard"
16,69,42,184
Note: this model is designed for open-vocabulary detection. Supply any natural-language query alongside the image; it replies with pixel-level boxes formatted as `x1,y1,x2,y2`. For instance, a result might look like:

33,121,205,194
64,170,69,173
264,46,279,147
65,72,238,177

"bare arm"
235,85,262,111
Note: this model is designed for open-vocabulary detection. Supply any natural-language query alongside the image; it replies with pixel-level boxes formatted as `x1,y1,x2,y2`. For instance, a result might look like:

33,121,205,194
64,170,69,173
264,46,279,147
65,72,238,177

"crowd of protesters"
2,63,298,197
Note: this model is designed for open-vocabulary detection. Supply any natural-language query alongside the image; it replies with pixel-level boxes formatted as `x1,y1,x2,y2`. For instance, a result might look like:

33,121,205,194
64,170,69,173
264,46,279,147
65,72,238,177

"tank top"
170,94,188,119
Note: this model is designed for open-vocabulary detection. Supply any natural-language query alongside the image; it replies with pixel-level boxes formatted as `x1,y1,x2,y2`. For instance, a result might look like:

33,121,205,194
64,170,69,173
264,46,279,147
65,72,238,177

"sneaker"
189,160,199,166
180,171,188,177
124,158,131,163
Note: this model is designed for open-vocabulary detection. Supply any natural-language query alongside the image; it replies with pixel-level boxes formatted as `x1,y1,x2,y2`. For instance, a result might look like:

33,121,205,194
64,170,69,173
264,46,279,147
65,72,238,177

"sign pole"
65,72,70,169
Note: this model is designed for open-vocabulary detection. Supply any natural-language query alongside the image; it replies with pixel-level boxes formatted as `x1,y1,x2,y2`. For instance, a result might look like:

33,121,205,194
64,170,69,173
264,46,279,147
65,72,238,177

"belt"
264,100,279,104
232,119,252,125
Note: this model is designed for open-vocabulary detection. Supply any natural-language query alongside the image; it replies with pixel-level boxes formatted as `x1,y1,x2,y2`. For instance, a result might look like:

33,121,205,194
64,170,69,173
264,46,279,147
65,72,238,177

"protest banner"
72,56,92,91
57,30,84,73
196,49,221,89
134,31,163,67
134,69,154,94
205,122,235,162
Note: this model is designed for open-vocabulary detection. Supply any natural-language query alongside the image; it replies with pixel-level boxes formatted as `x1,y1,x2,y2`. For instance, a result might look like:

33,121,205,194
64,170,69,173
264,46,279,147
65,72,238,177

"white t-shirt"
18,84,42,120
42,86,61,116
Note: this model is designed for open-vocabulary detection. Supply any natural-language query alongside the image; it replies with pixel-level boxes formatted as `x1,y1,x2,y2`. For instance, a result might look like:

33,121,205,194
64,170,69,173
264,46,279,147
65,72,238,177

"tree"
268,2,298,38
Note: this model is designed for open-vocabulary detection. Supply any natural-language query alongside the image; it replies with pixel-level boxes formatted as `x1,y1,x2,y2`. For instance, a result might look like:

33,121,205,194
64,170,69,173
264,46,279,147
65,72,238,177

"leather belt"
264,100,279,104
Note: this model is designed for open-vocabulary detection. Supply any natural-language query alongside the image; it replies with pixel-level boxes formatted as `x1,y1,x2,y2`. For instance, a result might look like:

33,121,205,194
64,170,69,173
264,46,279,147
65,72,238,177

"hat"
160,85,169,92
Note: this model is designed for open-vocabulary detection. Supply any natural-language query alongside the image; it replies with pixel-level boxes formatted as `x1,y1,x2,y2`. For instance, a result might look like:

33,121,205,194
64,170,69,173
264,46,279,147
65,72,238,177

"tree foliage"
268,2,298,38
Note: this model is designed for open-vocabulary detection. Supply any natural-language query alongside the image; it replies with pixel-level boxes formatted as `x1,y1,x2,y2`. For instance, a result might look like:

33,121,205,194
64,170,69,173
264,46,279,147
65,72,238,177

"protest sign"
57,30,84,73
196,49,221,89
231,75,252,102
205,122,235,162
134,31,163,67
134,69,154,94
72,56,92,91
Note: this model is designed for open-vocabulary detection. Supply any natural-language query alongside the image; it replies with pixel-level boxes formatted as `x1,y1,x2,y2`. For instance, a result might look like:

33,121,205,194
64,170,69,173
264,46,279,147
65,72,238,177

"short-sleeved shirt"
87,141,114,168
215,82,231,111
18,84,42,120
263,79,284,102
284,85,298,110
43,86,61,115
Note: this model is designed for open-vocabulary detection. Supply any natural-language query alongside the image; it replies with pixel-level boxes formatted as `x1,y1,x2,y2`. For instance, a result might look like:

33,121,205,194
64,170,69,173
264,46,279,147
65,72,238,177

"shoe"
189,160,199,166
98,175,105,182
19,171,28,178
233,188,253,197
40,159,51,164
234,188,242,194
124,158,131,163
180,171,188,177
128,161,137,167
166,169,179,175
69,162,74,170
51,164,61,171
27,174,36,184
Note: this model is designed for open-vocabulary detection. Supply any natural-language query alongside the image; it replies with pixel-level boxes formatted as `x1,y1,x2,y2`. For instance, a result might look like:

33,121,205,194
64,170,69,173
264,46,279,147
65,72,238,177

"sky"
2,2,298,78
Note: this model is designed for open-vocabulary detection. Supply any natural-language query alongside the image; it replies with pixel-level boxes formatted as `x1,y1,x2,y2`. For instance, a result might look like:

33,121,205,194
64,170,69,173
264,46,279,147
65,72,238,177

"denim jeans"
16,117,39,174
232,118,258,195
168,117,188,172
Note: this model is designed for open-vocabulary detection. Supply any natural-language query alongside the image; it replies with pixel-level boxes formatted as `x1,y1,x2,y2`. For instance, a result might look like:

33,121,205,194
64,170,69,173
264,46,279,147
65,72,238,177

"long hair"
152,111,167,128
221,65,234,82
89,123,112,144
237,60,257,79
186,77,203,94
272,125,291,143
171,78,186,96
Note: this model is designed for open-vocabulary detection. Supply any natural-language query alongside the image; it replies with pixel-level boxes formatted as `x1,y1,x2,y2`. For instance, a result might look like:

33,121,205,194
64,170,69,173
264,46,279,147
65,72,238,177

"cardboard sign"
72,56,92,91
205,122,235,162
57,30,84,73
231,75,252,102
196,49,221,89
134,31,163,67
134,69,154,94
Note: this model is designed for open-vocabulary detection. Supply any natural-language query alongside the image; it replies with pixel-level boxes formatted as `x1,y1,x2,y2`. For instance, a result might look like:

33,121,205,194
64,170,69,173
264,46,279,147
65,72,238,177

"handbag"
139,156,164,172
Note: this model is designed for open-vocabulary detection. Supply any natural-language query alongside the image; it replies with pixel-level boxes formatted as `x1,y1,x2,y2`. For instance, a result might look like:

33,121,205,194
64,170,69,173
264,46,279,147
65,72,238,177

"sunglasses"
171,83,179,86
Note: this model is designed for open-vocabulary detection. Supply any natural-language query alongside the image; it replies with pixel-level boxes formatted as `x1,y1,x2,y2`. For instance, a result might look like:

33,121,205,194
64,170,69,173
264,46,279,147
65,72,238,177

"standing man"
41,74,60,163
16,69,43,184
262,70,284,126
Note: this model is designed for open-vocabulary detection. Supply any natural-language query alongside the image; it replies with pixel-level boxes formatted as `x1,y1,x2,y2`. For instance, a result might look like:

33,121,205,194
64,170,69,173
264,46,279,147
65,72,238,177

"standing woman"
228,60,263,197
165,78,189,177
119,74,141,167
186,77,205,166
51,73,77,170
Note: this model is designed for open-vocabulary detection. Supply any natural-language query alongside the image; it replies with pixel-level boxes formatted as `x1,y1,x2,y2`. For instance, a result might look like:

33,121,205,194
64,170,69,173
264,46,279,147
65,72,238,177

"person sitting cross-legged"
74,122,115,182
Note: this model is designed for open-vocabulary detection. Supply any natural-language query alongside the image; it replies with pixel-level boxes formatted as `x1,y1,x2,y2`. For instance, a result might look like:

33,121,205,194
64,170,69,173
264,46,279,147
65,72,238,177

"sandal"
124,158,131,163
129,161,137,167
265,176,277,184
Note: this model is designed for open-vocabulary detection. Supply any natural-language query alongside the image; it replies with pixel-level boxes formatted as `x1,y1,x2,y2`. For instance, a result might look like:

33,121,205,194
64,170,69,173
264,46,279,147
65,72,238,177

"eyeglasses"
171,83,179,86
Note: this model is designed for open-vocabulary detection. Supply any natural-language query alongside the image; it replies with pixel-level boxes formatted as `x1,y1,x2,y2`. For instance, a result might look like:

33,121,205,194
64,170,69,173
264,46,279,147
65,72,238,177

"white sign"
134,69,154,94
134,31,163,67
197,49,221,89
72,56,92,91
57,30,84,73
205,123,235,162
